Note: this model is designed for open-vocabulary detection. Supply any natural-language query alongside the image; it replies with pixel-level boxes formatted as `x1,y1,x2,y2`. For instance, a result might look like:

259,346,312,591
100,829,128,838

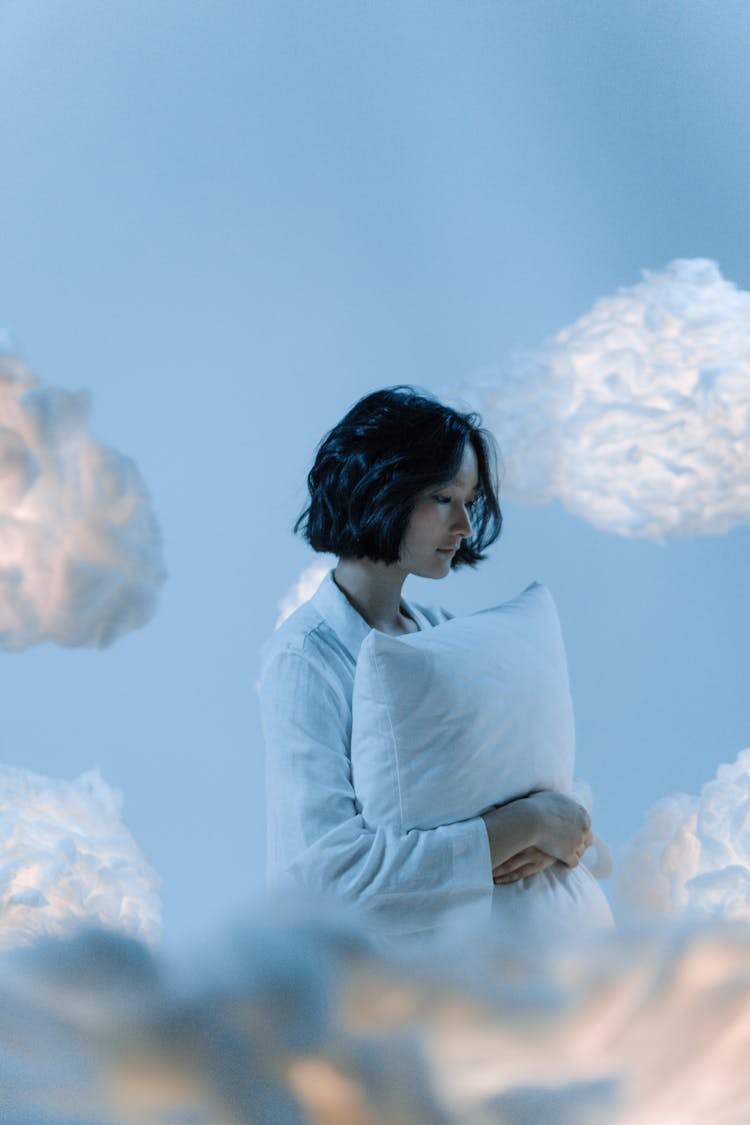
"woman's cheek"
407,502,435,531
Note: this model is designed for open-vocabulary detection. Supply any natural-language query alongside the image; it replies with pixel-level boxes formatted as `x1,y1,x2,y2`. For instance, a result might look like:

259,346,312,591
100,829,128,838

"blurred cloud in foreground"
454,259,750,540
0,743,748,1120
0,353,164,649
1,909,749,1123
0,766,160,950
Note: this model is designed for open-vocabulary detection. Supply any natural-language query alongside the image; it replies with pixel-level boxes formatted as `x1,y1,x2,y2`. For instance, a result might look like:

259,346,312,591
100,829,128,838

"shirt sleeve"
259,646,493,936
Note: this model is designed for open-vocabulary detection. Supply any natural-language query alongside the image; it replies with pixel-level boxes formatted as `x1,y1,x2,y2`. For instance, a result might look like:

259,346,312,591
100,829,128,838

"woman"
259,386,595,940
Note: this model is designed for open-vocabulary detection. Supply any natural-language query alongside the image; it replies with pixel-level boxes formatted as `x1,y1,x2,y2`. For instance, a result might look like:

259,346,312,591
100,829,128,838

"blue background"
1,0,748,950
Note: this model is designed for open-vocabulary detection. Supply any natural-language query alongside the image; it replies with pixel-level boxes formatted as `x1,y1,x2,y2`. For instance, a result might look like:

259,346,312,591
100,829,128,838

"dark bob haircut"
294,386,503,568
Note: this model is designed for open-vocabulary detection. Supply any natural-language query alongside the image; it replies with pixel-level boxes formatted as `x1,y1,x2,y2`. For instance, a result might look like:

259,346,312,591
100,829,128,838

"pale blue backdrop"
1,0,748,950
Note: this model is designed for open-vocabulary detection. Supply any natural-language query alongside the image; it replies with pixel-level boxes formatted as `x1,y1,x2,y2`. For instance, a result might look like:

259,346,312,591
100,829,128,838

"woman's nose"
453,504,473,538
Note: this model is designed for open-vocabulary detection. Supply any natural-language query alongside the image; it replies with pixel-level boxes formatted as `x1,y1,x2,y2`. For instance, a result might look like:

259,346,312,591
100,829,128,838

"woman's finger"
493,848,535,875
494,862,544,884
494,855,556,883
493,846,547,876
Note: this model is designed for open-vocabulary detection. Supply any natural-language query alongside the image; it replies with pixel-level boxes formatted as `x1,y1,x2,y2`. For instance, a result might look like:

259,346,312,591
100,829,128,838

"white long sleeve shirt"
258,569,494,938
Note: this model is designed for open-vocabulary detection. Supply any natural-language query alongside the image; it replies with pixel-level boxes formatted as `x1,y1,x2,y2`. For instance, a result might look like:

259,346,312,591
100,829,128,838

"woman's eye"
433,495,477,508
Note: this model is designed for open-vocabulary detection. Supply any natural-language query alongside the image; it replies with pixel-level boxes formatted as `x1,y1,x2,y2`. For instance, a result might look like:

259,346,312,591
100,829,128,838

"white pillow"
351,582,576,832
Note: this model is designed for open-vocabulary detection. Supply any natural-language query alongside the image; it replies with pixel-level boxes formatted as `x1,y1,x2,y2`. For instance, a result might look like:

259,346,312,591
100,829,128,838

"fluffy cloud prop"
1,909,750,1123
0,353,164,649
0,765,160,949
616,746,750,923
454,259,750,540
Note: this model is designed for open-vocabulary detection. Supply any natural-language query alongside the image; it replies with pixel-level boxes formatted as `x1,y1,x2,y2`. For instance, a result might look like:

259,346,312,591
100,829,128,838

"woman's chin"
416,554,454,579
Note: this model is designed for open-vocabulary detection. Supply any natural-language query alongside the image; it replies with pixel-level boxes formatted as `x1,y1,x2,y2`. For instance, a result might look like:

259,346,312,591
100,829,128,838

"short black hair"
294,386,502,568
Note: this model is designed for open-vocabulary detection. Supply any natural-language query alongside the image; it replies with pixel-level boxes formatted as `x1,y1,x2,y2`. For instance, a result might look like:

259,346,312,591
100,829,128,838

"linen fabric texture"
258,570,494,940
350,582,614,947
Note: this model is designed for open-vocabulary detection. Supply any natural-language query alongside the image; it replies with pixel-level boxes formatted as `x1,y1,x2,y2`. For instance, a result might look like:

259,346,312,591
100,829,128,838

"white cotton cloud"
0,353,165,649
1,907,750,1123
453,259,750,539
0,766,160,949
275,558,333,628
615,746,750,924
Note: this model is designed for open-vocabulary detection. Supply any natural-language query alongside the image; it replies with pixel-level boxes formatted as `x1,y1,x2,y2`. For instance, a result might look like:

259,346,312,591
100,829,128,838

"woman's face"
398,441,479,579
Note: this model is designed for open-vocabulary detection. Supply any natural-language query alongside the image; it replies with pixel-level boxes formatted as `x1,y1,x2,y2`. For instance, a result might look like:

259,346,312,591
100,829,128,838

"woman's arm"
260,646,495,935
481,792,593,883
260,646,594,930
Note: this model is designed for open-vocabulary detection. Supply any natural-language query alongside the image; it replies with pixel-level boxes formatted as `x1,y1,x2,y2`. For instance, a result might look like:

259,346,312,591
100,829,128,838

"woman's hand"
493,846,557,884
525,790,593,867
481,790,593,885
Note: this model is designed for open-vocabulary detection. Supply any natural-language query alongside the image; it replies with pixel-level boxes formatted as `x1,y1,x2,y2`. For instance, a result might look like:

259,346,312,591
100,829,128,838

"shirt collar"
310,568,425,662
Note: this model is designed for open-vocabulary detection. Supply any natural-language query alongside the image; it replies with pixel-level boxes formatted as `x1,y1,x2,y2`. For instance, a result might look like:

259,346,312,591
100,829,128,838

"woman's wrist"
481,797,540,869
519,792,544,845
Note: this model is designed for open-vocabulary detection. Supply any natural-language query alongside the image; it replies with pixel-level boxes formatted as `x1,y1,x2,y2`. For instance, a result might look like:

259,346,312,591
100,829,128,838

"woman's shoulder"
260,581,357,690
261,598,330,667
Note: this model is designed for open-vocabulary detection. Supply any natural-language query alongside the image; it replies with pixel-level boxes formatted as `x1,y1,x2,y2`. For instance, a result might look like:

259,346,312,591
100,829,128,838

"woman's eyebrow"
447,477,480,491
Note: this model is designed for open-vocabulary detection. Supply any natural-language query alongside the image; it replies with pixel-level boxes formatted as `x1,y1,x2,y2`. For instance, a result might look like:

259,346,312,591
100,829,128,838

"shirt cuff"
450,815,494,894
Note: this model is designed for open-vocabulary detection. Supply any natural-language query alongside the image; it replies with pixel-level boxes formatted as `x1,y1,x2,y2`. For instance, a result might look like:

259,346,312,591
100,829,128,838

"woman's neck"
333,558,417,635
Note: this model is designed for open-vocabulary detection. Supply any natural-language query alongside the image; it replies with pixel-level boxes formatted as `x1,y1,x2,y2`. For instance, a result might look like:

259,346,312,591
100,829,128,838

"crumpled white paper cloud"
0,765,161,950
616,746,750,924
0,353,165,649
1,907,750,1124
454,259,750,540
